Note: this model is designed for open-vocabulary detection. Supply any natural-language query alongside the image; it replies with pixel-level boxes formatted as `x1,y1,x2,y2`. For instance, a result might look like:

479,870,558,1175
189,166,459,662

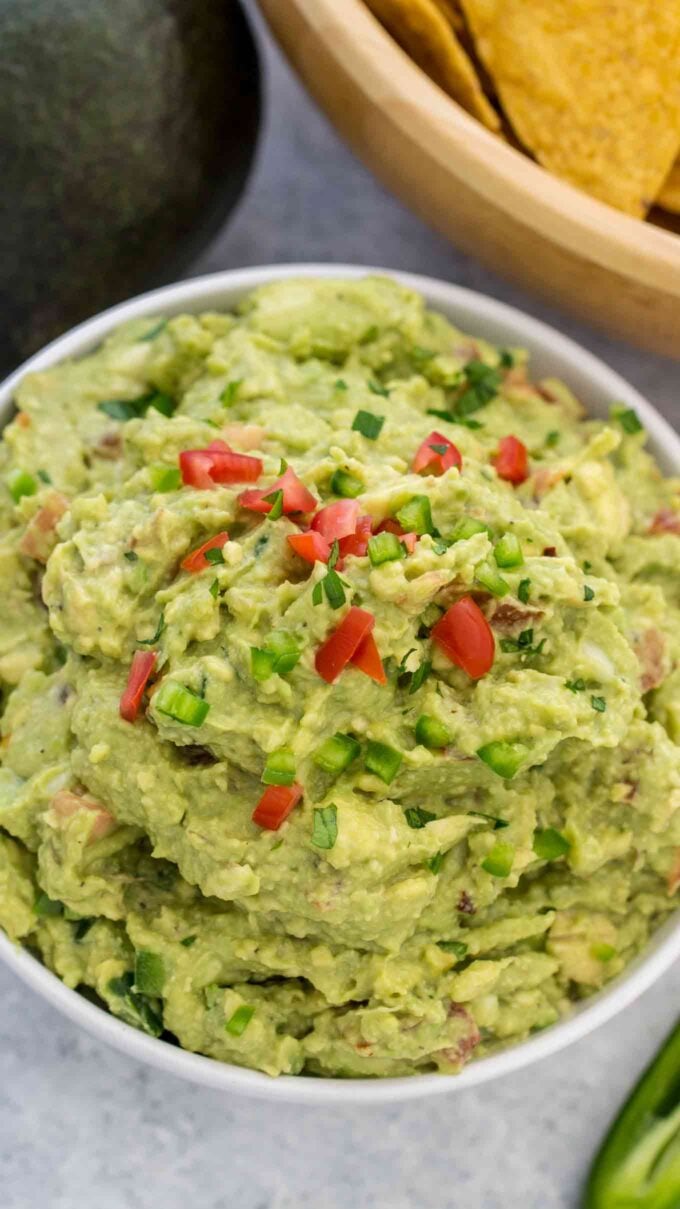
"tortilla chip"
365,0,500,131
658,158,680,214
430,0,465,35
459,0,680,217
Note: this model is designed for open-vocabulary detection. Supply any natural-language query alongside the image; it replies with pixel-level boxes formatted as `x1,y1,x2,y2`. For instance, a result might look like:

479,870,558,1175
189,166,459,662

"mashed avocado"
1,276,680,1079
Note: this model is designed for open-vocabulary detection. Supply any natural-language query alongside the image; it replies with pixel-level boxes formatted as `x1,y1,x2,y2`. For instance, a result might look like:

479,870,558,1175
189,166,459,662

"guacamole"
1,276,679,1079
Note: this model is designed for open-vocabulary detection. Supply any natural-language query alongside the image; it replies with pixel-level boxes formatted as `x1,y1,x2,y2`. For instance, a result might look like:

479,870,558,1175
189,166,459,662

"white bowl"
2,264,679,1104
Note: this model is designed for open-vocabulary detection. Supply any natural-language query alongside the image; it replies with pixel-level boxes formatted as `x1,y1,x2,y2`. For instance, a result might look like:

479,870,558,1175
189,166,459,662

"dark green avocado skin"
0,0,261,375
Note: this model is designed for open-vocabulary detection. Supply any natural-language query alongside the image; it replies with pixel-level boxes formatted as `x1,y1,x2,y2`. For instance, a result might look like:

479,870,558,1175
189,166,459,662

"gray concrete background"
2,8,680,1208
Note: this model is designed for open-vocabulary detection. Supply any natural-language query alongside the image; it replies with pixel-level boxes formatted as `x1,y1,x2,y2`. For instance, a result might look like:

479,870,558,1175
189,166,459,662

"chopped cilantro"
352,409,384,439
404,806,436,829
204,547,225,565
610,405,643,434
591,695,606,713
517,578,531,604
311,804,338,850
209,579,219,599
438,940,468,958
368,380,390,398
583,585,595,601
134,951,165,997
138,612,165,645
263,489,284,520
408,659,432,695
426,852,444,875
565,678,586,693
139,318,167,341
454,360,502,417
220,379,242,405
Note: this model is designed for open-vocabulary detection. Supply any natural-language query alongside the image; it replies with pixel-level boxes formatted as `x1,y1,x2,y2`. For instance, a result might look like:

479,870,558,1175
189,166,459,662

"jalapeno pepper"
584,1016,680,1209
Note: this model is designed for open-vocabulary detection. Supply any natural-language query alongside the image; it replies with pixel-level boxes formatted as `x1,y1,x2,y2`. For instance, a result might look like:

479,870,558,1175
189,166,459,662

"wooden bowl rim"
292,0,680,293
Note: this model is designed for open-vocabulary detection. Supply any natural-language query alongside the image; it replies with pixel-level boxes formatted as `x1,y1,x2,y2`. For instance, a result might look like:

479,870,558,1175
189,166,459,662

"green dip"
1,276,679,1078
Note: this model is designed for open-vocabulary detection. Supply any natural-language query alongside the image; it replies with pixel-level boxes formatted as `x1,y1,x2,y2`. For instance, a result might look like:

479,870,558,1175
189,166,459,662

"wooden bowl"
258,0,680,358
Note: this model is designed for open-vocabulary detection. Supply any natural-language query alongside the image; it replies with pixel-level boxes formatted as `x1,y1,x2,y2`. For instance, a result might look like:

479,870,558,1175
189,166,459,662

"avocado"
0,0,260,376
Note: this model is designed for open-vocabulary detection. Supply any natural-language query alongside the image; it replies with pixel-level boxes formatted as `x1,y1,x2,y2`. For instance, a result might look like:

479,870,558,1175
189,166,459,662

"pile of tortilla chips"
364,0,680,220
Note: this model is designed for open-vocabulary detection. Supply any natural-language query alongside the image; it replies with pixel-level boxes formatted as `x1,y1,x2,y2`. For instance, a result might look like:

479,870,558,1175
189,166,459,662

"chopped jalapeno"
533,828,571,861
493,532,524,568
7,468,37,503
251,647,276,681
396,495,433,536
262,749,296,787
154,682,210,726
313,733,361,776
365,740,403,784
591,942,617,963
331,468,363,498
449,517,489,542
415,715,452,749
481,841,514,878
477,740,528,779
225,1005,255,1036
475,560,510,597
368,531,403,566
149,465,181,492
585,1015,680,1209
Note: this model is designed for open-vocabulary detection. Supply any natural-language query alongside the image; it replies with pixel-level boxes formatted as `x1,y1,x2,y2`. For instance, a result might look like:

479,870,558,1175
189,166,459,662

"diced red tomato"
120,651,157,722
179,445,263,489
401,532,417,554
315,606,375,684
311,500,361,542
206,449,263,484
287,531,331,564
432,595,495,679
375,519,401,536
413,431,462,476
494,435,529,485
239,466,317,515
179,450,216,489
252,783,303,830
649,507,680,535
181,532,230,573
338,514,373,558
349,631,387,684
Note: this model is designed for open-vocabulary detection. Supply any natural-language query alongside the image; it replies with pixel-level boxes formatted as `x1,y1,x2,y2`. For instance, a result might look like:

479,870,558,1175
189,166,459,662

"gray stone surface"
2,7,680,1208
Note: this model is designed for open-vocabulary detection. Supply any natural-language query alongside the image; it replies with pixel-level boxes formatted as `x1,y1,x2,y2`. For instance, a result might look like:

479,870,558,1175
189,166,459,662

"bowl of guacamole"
1,266,680,1103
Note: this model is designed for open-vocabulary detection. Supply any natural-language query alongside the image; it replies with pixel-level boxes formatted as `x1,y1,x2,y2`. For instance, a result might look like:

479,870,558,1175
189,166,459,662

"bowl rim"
1,261,679,1105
